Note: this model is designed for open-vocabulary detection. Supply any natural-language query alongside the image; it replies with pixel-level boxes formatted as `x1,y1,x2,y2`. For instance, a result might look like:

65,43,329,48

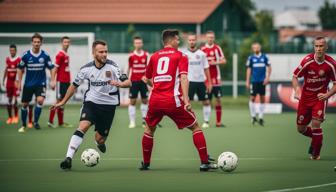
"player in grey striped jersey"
51,40,131,170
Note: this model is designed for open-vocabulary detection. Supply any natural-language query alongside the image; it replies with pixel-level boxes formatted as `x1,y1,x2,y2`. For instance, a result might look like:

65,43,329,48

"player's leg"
249,83,257,124
6,94,13,124
309,100,326,159
140,81,149,127
28,104,33,128
33,96,44,129
257,83,266,126
48,82,59,127
18,86,33,132
13,89,19,123
197,82,210,128
128,82,138,128
57,83,72,127
214,87,224,127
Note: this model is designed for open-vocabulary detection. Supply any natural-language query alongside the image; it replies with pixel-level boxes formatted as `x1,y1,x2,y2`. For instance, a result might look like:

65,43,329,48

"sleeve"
293,58,308,78
329,65,336,83
145,56,153,79
73,68,87,87
18,55,26,69
54,53,61,68
215,46,225,61
45,55,54,70
245,56,252,68
178,54,188,76
202,53,209,69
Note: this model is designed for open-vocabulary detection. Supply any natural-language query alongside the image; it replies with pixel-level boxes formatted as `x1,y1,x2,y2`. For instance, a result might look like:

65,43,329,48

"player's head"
251,42,261,55
61,36,71,51
162,29,180,48
9,44,17,57
313,36,328,58
92,40,108,64
187,33,197,49
31,33,43,50
205,31,215,45
133,36,143,51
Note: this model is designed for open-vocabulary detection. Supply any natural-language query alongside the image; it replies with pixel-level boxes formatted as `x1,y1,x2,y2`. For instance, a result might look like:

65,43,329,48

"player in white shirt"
183,34,212,128
51,40,131,170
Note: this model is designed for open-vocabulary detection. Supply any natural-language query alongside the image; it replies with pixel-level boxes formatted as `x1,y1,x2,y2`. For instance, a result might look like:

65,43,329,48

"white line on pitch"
264,182,336,192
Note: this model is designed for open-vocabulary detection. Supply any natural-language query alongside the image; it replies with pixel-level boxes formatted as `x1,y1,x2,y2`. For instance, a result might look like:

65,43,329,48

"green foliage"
218,36,233,80
318,0,336,29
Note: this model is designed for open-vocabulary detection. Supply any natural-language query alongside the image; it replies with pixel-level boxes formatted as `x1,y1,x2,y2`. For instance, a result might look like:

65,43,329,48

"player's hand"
141,76,147,83
294,89,301,100
50,101,65,111
15,81,21,90
317,93,329,101
206,84,213,93
109,80,121,87
245,81,250,90
263,78,269,85
184,102,192,111
50,80,56,90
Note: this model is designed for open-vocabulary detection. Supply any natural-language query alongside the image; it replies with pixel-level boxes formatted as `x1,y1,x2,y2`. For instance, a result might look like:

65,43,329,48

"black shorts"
188,82,208,101
80,101,116,137
250,82,266,96
56,82,70,100
21,86,46,103
129,81,148,99
208,86,222,100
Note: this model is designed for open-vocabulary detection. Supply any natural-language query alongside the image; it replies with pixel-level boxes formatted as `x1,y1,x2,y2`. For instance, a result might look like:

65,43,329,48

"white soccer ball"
81,148,100,167
217,151,238,172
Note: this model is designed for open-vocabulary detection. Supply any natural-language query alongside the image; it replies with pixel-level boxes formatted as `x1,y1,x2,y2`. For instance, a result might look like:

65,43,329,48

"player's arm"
292,76,301,100
245,57,252,89
210,47,226,65
16,68,24,90
49,67,56,90
2,67,7,86
180,73,191,110
50,84,77,110
318,83,336,100
263,65,272,85
204,68,212,93
110,74,132,88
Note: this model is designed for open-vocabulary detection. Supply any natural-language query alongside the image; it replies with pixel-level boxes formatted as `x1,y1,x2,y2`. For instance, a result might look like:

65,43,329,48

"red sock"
311,128,323,156
192,130,209,164
215,104,222,125
301,126,313,138
49,108,56,123
7,104,12,118
14,104,18,117
57,107,64,125
142,132,154,164
28,105,33,123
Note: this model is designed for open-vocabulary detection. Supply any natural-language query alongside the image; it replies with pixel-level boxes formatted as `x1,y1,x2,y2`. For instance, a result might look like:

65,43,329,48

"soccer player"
51,40,131,170
16,33,56,132
139,29,217,171
201,31,227,127
183,34,212,128
128,36,149,128
3,44,21,124
292,36,336,160
48,36,73,128
245,42,272,126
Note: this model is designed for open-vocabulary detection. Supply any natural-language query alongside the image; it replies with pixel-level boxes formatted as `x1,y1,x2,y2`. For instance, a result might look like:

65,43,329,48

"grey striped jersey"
73,59,122,105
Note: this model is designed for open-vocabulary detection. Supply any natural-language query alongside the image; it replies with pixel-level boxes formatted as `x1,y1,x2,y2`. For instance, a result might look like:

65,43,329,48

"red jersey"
5,56,21,87
293,53,336,102
146,47,188,107
55,50,71,83
201,43,225,86
128,50,149,81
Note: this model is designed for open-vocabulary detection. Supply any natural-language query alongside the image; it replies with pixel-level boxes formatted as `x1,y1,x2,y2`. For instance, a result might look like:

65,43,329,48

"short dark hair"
206,30,215,35
313,36,326,44
133,36,142,41
9,44,17,49
31,33,43,41
61,36,70,42
92,40,107,49
162,29,179,44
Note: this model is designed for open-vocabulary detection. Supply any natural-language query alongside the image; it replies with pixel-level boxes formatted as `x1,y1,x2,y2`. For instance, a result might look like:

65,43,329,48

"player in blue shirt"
245,42,272,126
17,33,56,132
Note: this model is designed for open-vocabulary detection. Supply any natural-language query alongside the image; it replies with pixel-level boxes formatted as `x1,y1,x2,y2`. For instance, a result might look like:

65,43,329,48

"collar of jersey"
9,55,19,62
314,54,325,65
133,50,144,56
205,43,215,48
29,49,42,57
93,61,106,69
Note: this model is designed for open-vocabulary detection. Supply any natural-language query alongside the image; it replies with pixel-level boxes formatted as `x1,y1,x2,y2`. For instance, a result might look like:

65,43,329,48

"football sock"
249,101,256,118
192,130,209,164
28,105,33,123
142,132,154,164
259,103,265,119
34,104,42,123
301,126,313,138
203,105,211,122
14,102,18,117
66,130,84,158
7,104,12,118
215,104,222,124
21,107,28,127
128,105,136,124
57,107,64,125
49,108,56,123
140,104,148,119
311,128,323,156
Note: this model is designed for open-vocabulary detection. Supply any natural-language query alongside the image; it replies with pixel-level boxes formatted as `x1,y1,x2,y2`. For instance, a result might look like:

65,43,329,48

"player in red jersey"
292,36,336,160
201,31,227,127
127,36,149,128
3,44,21,124
139,29,217,171
48,36,73,128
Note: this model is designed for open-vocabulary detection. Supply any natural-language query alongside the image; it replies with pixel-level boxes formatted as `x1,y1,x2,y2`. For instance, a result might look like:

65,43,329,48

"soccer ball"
217,151,238,172
81,148,100,167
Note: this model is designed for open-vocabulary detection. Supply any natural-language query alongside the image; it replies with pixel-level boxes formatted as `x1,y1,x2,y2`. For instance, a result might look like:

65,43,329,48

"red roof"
0,0,222,24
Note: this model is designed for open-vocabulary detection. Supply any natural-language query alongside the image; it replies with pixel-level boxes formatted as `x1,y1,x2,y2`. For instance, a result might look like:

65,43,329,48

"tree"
318,0,336,29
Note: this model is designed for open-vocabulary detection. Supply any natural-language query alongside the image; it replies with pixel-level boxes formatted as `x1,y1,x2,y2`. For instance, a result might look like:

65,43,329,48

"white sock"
203,105,211,122
66,132,84,158
259,103,265,119
140,104,148,119
249,101,256,118
128,105,136,123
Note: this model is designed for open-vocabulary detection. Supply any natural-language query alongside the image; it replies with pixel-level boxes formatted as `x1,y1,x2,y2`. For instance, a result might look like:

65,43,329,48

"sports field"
0,97,336,192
